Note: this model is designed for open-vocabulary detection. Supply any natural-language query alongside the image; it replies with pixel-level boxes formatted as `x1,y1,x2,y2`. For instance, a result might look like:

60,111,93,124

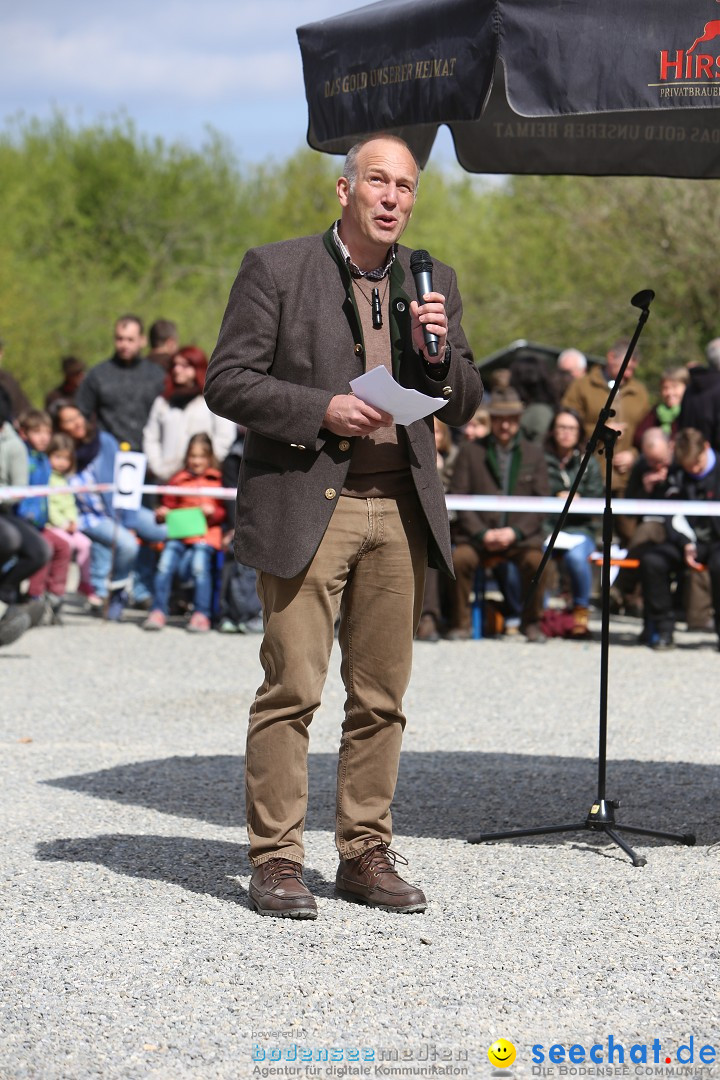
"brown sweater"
342,279,413,498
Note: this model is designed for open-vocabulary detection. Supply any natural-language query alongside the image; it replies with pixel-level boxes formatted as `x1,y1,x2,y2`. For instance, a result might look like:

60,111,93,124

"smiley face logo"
488,1039,516,1069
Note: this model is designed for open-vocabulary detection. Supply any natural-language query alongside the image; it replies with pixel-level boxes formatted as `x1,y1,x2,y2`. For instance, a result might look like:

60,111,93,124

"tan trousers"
246,494,427,866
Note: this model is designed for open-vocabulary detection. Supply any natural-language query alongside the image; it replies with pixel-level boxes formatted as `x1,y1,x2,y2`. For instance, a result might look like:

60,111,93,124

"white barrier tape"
146,485,237,499
445,495,720,516
0,482,115,501
2,482,720,517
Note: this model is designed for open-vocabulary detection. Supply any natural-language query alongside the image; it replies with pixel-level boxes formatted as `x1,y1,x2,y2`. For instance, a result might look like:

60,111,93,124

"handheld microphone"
410,249,439,357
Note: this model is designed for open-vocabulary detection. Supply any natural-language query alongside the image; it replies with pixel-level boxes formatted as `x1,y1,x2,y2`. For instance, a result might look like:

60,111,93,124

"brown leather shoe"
336,842,427,913
249,858,318,919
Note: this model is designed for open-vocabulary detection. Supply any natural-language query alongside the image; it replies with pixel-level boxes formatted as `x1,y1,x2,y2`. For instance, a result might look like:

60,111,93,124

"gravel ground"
1,600,719,1080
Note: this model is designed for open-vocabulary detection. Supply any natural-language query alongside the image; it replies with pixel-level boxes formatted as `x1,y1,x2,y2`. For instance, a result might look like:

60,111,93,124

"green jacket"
47,471,78,528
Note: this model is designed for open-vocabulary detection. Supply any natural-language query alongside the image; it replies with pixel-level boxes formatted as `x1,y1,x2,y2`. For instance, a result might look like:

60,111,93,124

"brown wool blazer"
204,227,484,579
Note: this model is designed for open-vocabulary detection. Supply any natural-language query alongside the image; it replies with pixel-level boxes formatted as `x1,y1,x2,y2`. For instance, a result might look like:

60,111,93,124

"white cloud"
2,19,300,102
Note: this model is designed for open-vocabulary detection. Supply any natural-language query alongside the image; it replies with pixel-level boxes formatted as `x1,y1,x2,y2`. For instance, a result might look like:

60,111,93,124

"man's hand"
642,466,668,493
483,527,515,552
410,290,448,362
323,394,393,437
155,505,169,522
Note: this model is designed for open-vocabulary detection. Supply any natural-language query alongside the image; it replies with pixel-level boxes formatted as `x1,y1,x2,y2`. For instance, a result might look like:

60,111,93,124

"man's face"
490,414,521,447
645,445,671,472
336,138,417,265
683,447,710,476
557,351,585,380
606,346,637,383
114,321,146,363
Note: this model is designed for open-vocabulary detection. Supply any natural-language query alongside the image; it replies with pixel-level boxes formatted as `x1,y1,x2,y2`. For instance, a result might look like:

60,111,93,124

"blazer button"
324,488,337,500
338,439,350,452
354,343,363,355
396,300,406,312
442,385,453,398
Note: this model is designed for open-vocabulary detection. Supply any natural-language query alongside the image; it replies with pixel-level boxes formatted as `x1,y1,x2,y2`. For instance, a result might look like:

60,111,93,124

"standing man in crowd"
44,356,86,410
147,319,179,372
562,339,649,501
75,315,164,450
205,134,483,919
679,337,720,451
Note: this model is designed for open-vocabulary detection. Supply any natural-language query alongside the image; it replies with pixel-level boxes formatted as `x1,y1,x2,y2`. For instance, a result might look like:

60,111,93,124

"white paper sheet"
349,366,447,426
543,531,588,552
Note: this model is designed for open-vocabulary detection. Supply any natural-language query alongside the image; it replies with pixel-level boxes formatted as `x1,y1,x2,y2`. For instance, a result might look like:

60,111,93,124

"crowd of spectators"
1,318,719,654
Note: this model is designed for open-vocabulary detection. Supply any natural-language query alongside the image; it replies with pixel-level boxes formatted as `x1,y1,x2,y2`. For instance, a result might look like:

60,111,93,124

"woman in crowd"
142,346,236,481
462,405,490,443
544,408,603,638
50,400,167,620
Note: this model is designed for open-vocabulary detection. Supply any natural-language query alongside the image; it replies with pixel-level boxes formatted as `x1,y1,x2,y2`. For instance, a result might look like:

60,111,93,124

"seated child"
46,432,97,605
143,433,226,633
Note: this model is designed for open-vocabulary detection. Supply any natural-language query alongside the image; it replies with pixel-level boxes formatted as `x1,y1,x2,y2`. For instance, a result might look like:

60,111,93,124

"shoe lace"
354,842,408,879
267,858,304,884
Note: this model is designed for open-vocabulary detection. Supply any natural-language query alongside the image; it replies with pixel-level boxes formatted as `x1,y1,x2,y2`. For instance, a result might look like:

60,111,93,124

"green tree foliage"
1,114,719,403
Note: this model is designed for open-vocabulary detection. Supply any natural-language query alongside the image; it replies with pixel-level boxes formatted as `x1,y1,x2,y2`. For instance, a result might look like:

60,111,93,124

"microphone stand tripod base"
468,800,696,868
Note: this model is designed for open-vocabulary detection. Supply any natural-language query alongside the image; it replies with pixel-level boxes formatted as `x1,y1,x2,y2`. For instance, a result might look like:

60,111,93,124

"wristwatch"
423,343,451,378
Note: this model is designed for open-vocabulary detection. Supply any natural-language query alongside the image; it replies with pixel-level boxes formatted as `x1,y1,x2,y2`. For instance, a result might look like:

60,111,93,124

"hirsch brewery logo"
659,0,720,92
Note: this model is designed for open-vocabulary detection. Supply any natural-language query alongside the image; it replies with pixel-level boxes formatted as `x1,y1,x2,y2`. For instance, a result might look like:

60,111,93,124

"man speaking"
205,135,483,919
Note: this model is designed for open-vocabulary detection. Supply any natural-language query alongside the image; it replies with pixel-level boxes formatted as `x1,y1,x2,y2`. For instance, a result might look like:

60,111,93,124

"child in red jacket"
143,433,226,632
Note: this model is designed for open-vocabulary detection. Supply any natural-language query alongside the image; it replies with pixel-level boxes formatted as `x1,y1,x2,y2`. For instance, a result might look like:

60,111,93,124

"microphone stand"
468,290,696,866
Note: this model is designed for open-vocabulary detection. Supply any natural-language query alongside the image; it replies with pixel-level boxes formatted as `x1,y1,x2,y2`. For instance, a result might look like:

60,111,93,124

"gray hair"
557,348,587,375
705,337,720,370
342,135,420,194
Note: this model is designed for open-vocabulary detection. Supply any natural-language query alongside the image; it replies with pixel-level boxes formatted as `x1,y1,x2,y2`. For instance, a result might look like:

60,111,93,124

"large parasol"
297,0,720,177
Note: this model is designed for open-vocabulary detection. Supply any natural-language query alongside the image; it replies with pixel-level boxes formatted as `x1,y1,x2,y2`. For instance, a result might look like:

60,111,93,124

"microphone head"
410,249,433,274
631,289,655,311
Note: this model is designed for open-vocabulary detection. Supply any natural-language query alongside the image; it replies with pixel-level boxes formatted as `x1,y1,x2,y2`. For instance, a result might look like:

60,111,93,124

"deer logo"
687,0,720,53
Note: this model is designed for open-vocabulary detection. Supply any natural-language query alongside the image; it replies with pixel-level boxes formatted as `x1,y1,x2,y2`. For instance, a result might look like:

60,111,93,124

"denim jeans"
126,506,168,603
561,534,596,607
81,508,168,598
152,540,214,617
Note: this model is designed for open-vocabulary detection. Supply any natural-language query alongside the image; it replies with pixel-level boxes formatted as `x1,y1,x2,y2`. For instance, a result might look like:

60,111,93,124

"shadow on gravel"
36,834,250,903
42,752,720,846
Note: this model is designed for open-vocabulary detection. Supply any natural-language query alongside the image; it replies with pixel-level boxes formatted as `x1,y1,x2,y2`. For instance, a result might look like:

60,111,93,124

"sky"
0,0,458,167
